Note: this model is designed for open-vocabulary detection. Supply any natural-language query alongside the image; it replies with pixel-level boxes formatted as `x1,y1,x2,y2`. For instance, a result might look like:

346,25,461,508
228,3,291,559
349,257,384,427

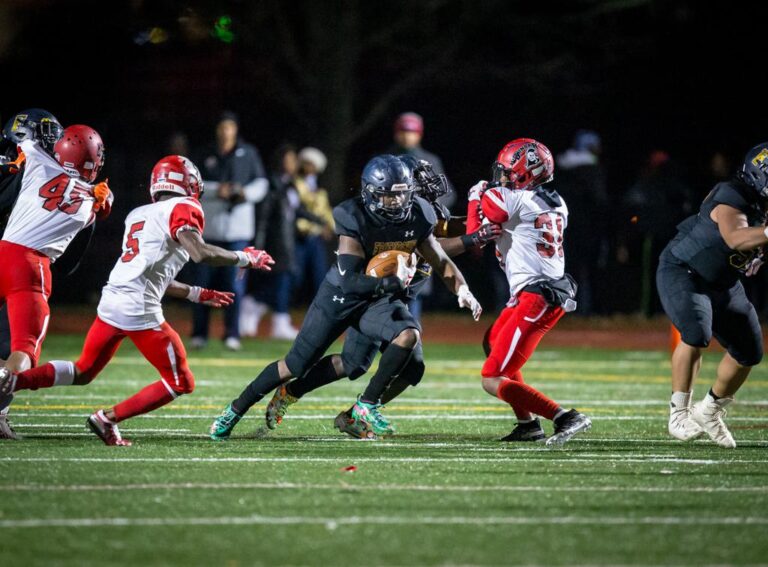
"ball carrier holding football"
468,138,591,446
254,156,500,439
210,154,482,440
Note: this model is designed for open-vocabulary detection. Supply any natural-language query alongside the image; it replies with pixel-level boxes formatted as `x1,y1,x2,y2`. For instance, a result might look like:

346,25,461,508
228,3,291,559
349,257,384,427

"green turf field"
2,335,767,566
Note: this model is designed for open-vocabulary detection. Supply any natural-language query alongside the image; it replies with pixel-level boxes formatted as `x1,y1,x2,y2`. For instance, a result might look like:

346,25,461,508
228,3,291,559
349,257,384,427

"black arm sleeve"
337,254,403,297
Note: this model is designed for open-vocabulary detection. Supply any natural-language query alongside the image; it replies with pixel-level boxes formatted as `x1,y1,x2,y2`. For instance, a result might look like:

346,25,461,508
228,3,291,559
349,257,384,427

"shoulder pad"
413,196,437,225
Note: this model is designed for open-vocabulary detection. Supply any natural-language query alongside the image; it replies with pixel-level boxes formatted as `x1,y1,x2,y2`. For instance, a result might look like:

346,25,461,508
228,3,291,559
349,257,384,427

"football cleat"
668,403,704,441
500,418,546,442
0,407,19,440
691,396,736,448
0,368,17,396
334,408,376,440
351,396,395,437
265,384,298,430
210,403,242,441
87,411,131,446
546,409,591,448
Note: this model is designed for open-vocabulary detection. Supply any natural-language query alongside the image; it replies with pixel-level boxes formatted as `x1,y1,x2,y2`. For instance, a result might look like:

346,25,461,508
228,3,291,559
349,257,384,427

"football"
365,250,412,277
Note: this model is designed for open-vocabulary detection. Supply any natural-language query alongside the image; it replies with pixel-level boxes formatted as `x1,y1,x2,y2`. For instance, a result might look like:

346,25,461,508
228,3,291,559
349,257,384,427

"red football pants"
483,292,564,419
76,316,195,396
0,241,52,365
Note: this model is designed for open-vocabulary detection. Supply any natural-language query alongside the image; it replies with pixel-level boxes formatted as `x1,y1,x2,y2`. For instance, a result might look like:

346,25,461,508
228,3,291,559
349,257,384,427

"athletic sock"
15,361,76,391
112,380,175,422
381,375,411,404
670,391,692,409
497,379,561,421
708,388,722,401
232,361,282,415
287,356,343,398
502,371,533,421
362,344,413,403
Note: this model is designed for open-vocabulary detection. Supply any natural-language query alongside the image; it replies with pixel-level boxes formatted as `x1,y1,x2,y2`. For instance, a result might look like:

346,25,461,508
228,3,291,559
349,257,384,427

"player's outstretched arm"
166,280,234,307
418,234,482,320
712,204,768,251
177,230,274,270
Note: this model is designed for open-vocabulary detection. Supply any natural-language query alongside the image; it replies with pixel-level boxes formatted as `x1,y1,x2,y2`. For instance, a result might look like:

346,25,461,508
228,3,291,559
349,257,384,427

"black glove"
461,223,503,248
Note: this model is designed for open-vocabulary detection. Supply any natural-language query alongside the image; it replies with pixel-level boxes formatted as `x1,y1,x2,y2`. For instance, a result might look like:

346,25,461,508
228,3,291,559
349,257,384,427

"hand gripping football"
365,250,412,278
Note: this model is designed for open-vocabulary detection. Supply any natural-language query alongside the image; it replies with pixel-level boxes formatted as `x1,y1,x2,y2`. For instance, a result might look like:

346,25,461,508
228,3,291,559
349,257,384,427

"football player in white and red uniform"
466,138,591,446
1,156,274,446
0,124,111,375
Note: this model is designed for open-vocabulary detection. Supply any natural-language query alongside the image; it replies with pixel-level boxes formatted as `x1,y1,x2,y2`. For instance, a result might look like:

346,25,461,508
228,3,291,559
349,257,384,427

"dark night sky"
1,0,765,305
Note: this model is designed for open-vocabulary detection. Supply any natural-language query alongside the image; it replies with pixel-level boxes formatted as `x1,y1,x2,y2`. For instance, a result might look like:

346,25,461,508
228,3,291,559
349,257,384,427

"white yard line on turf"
2,514,767,529
3,456,768,464
1,482,766,494
9,412,768,422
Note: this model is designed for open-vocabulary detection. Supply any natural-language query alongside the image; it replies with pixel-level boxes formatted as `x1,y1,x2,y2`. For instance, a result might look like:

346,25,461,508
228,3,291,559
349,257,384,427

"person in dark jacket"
658,142,768,448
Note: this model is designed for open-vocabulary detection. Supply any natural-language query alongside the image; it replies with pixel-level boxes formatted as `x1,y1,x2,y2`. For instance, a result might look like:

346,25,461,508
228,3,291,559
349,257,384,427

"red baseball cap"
394,112,424,134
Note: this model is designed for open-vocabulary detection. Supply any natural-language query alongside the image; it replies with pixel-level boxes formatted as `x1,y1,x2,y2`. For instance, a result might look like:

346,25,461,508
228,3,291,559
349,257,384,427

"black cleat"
546,409,591,447
500,418,546,442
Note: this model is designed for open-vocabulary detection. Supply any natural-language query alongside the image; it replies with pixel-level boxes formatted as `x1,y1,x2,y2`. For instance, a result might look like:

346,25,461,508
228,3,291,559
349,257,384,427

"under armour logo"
404,230,414,237
332,295,345,304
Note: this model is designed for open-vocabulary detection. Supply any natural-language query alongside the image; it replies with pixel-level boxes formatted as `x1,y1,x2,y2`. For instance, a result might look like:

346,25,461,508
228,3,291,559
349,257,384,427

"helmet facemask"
366,182,414,222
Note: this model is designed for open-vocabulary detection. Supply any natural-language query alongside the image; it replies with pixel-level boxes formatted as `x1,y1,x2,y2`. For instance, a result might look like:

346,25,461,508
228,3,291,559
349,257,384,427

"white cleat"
691,396,736,448
0,367,17,396
0,406,19,440
271,314,299,340
668,407,704,441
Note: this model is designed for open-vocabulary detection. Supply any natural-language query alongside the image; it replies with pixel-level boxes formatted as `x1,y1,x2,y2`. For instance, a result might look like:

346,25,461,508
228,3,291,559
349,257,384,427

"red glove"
187,286,234,307
237,247,275,271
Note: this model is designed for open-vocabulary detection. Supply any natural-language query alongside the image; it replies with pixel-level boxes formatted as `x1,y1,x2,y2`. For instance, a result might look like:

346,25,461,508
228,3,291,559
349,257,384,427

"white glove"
395,253,417,287
457,284,482,321
467,180,488,202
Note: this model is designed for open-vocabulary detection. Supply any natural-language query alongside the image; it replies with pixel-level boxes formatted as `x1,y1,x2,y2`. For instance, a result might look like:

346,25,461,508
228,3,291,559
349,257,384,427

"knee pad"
679,325,711,349
401,352,425,387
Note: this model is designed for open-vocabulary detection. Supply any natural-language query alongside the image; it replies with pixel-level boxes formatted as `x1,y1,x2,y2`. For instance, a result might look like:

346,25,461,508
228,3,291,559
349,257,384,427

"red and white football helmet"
149,155,204,201
492,138,554,190
54,125,105,183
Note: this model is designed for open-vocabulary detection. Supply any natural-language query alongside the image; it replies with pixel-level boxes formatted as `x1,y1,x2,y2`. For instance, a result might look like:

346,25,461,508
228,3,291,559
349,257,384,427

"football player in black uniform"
210,154,482,440
260,156,501,438
0,109,64,439
659,142,768,448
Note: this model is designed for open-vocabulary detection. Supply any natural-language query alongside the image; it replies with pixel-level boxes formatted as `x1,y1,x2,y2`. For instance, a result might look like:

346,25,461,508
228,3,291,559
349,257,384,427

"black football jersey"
326,195,436,287
670,179,767,288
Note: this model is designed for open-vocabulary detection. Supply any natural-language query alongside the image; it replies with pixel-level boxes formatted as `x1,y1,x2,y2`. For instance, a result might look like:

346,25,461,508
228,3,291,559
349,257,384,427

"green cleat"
265,384,298,430
209,403,242,441
351,396,395,437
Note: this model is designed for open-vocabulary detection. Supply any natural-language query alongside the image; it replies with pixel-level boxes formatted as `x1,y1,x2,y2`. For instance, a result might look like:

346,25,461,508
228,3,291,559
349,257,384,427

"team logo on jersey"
332,295,345,304
752,149,768,168
372,240,417,255
404,230,414,237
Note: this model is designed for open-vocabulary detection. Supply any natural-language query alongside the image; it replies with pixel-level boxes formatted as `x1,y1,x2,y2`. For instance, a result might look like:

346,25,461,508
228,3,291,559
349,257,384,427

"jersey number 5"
534,213,564,258
38,173,91,215
121,221,145,263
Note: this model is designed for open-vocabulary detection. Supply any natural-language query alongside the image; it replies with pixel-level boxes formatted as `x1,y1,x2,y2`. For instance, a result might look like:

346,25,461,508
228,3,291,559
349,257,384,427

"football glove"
187,286,235,307
395,253,417,287
236,247,275,271
0,150,25,176
463,223,503,248
457,284,482,321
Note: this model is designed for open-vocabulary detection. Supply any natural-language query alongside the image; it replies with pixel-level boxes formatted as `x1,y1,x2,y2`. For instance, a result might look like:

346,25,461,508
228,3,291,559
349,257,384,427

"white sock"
52,361,76,386
670,391,692,410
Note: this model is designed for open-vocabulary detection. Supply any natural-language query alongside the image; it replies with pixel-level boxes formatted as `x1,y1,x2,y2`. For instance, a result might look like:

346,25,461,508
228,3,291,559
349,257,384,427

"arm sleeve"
336,253,403,297
169,202,205,241
480,187,512,224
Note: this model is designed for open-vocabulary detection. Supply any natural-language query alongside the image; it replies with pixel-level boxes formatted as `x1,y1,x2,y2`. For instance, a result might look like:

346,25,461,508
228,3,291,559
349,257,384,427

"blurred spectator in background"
241,144,302,340
618,150,693,316
191,111,268,351
293,147,334,298
166,131,190,157
390,112,455,210
556,130,609,315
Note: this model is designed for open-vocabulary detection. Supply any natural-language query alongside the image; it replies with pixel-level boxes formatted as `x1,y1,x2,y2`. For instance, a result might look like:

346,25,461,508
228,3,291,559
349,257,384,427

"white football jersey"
97,197,205,331
482,185,568,303
2,140,96,260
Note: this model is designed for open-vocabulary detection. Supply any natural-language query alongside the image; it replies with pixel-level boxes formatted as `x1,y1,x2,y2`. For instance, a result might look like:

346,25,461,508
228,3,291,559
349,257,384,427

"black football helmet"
399,154,450,203
2,108,64,155
739,142,768,198
361,154,414,222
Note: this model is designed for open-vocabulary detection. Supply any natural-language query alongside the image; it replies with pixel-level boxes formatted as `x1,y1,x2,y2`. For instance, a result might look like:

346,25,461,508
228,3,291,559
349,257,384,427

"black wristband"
460,233,476,249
